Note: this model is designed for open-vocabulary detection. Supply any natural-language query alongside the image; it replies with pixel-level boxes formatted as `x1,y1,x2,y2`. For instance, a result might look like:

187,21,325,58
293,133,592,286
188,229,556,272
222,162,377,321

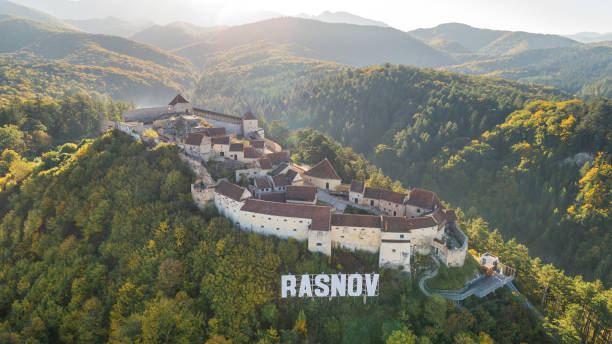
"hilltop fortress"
117,95,468,272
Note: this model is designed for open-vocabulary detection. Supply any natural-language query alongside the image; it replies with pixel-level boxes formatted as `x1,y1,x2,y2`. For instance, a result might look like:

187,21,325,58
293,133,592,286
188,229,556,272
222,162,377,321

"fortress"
117,95,468,272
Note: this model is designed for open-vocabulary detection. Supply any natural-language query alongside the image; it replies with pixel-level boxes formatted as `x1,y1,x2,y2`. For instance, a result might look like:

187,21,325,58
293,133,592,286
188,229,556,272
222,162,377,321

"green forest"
1,129,609,343
248,65,611,286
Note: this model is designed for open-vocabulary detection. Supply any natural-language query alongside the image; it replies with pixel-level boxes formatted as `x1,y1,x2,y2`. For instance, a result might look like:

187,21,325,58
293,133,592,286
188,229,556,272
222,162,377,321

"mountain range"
0,0,610,103
296,11,389,27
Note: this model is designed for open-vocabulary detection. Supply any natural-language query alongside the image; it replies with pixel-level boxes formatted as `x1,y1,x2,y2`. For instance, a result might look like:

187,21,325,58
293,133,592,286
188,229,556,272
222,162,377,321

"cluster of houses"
117,95,468,272
206,157,467,271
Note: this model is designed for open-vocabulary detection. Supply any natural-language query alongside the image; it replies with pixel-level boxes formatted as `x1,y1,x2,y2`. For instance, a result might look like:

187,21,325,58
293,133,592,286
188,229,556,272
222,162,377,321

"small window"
417,209,421,213
293,229,297,232
392,249,396,253
316,243,322,246
341,235,345,238
299,220,303,223
252,215,255,218
400,234,404,238
260,225,264,228
276,228,279,231
268,217,271,220
370,200,374,206
284,219,287,222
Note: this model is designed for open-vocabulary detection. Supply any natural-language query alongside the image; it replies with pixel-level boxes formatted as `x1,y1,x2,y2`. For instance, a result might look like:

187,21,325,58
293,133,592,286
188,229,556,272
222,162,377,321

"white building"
214,180,252,224
302,158,342,190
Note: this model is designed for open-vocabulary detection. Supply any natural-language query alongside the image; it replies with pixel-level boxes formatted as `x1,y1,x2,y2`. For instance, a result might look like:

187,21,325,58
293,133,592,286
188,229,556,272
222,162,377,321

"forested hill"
445,45,612,98
256,64,610,285
0,15,196,105
0,0,75,29
0,130,556,343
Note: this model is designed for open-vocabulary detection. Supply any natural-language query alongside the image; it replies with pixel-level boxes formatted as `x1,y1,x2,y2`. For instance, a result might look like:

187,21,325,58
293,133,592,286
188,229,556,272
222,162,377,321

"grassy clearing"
426,254,480,291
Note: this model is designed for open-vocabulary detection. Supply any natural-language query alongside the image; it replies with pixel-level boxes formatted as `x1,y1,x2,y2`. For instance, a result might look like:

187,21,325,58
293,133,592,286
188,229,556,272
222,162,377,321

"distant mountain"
478,31,580,56
0,0,74,29
428,38,472,54
65,16,153,37
566,32,612,43
409,22,580,55
130,22,225,51
409,23,505,53
296,11,389,27
192,40,344,113
0,15,196,104
446,45,612,98
175,17,453,68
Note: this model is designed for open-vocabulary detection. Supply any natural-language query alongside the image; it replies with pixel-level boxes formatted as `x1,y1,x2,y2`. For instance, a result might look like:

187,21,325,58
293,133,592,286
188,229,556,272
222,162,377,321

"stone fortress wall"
116,95,468,273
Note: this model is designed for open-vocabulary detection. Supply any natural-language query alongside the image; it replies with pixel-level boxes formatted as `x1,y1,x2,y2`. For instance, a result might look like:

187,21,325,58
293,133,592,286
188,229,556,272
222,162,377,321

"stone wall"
239,210,310,241
308,230,331,256
331,226,380,253
379,241,411,270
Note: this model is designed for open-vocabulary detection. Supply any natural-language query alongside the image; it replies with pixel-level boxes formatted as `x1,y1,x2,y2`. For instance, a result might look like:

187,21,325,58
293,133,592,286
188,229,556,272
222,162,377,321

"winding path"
418,257,440,296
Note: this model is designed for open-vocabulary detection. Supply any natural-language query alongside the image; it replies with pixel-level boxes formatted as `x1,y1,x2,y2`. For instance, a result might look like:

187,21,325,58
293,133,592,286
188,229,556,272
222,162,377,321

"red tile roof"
363,187,405,204
446,209,457,222
259,192,286,203
382,216,409,232
331,214,381,228
244,147,263,159
230,143,244,152
286,185,317,203
382,216,436,232
405,216,437,229
363,187,382,199
212,136,229,145
205,127,226,137
169,94,189,105
215,180,248,202
249,139,265,149
304,158,341,180
255,177,272,189
350,180,365,193
272,174,289,187
243,110,257,120
240,199,332,231
185,132,204,146
380,189,406,204
258,157,272,170
406,188,438,209
266,152,289,166
284,169,298,182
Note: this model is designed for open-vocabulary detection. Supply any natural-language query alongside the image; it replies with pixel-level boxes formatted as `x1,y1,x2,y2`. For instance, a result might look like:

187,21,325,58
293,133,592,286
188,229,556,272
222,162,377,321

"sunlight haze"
9,0,612,34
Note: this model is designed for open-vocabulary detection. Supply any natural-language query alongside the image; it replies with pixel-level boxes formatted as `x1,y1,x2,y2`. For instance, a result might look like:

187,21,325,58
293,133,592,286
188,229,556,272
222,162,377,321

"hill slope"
64,16,153,37
0,15,196,104
296,11,389,27
0,129,557,343
409,22,579,55
192,40,344,114
250,64,611,285
130,22,224,51
0,0,74,29
446,45,612,98
175,17,454,68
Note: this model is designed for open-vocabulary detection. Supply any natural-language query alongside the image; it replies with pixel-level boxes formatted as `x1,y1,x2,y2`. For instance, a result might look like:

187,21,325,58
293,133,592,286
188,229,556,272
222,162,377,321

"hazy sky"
11,0,612,34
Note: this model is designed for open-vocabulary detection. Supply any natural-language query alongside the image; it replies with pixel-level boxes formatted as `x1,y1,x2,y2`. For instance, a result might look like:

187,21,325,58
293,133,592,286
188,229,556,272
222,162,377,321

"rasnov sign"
281,273,379,298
